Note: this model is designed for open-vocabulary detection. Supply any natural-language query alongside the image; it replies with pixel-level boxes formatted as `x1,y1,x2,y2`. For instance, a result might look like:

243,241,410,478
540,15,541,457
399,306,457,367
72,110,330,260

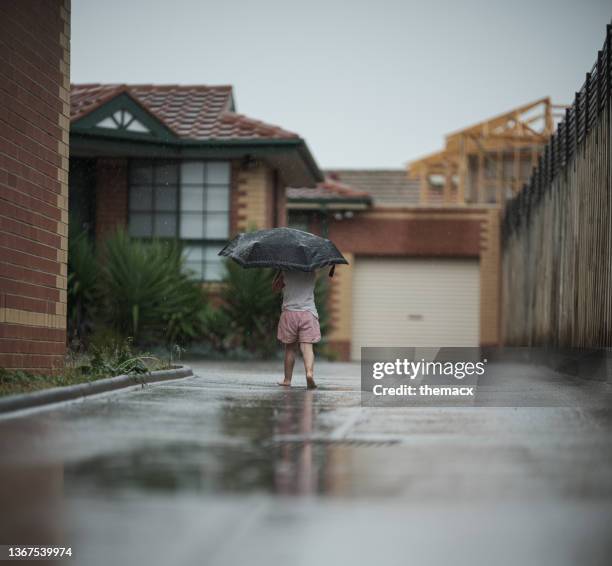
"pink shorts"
277,310,321,344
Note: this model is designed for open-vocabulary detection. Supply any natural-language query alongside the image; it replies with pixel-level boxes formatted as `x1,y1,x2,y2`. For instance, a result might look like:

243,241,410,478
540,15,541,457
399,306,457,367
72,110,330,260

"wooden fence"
502,23,612,347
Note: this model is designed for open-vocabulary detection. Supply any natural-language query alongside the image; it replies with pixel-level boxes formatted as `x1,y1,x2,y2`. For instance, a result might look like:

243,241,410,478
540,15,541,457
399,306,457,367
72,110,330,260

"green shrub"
98,230,207,345
219,261,281,357
200,304,233,352
67,230,99,342
67,227,332,358
86,336,161,376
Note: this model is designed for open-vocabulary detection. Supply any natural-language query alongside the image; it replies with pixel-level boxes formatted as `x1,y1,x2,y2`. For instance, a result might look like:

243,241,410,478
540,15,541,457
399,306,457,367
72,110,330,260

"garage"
351,258,480,359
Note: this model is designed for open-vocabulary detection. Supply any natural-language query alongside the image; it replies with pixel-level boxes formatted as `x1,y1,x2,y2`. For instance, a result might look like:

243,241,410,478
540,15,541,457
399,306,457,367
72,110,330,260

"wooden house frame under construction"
408,98,566,206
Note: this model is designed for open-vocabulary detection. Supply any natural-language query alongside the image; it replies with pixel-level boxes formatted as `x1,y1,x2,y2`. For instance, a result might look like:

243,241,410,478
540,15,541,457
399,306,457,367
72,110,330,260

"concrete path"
0,360,611,565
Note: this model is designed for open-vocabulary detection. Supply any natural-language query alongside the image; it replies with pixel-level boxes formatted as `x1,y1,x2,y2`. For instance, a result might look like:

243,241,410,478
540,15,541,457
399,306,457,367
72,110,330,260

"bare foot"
306,378,318,390
277,380,292,387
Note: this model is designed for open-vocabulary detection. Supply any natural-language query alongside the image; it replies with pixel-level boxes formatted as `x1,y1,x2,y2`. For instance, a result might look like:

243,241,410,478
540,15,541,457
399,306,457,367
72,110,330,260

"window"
96,109,150,133
128,160,230,281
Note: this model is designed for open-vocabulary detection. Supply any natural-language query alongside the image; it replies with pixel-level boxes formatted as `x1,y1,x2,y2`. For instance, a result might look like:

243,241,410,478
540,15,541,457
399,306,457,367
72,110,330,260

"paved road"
1,360,611,566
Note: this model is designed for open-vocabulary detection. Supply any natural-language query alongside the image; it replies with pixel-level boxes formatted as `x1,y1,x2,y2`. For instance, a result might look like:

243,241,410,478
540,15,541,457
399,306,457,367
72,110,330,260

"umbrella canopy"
218,227,348,272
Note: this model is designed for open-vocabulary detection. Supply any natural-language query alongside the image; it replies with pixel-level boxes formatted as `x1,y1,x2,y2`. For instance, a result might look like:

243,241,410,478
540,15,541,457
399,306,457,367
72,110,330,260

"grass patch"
0,341,171,398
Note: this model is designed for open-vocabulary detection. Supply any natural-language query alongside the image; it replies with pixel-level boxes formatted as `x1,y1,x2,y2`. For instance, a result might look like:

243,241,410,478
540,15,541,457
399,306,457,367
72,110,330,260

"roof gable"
71,91,177,141
70,83,298,141
70,83,322,186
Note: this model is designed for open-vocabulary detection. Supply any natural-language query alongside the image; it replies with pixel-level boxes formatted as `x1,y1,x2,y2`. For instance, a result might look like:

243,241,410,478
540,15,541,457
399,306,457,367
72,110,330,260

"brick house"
69,83,322,281
288,171,500,360
69,80,500,364
0,0,71,372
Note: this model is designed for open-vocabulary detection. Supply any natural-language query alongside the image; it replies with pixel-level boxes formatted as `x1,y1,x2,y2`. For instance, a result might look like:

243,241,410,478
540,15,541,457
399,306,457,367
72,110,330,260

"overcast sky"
71,0,610,169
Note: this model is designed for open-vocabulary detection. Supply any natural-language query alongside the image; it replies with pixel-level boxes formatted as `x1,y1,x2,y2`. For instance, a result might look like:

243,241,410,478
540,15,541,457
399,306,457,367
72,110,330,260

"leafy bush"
67,228,332,359
85,336,161,377
219,261,281,357
68,229,208,347
67,230,99,342
200,304,233,353
99,230,207,345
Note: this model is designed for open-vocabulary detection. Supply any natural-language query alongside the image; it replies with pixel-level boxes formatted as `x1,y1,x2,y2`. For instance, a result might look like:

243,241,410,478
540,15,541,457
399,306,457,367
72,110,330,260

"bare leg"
299,342,317,389
278,342,297,386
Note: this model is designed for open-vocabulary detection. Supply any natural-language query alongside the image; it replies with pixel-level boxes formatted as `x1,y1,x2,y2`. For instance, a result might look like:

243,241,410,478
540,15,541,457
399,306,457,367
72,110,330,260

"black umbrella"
218,227,348,275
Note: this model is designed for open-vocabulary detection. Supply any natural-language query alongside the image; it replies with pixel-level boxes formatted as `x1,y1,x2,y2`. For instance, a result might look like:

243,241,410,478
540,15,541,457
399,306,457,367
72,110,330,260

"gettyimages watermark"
361,347,612,407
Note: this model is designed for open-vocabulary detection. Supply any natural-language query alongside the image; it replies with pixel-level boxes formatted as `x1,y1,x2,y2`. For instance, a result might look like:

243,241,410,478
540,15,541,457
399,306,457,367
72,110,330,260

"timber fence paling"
502,23,612,348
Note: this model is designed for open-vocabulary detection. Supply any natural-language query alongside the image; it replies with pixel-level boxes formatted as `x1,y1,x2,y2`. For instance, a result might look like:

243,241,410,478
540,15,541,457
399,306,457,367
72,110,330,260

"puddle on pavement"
0,389,368,503
62,390,350,496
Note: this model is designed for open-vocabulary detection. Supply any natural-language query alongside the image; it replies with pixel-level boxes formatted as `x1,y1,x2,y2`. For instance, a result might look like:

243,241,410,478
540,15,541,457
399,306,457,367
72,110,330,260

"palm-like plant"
220,261,281,356
68,231,99,342
99,231,206,344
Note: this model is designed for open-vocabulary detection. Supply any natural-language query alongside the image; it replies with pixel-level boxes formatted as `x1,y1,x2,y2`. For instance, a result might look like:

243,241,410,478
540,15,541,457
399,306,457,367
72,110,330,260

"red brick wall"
328,215,481,257
0,0,70,371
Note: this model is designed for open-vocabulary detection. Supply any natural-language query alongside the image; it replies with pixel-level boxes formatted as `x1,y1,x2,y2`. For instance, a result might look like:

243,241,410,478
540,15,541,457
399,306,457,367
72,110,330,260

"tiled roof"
70,83,299,140
287,177,371,202
323,169,434,207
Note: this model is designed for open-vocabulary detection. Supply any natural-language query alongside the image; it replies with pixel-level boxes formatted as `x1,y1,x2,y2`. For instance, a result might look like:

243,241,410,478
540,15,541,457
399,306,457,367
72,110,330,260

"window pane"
206,186,229,211
126,120,149,133
156,162,178,185
129,213,153,237
180,213,204,239
154,213,177,237
204,245,222,262
183,245,204,280
204,212,229,238
129,186,153,211
180,186,204,211
181,161,204,185
155,185,177,211
206,162,230,185
183,245,203,262
204,261,224,281
184,261,204,280
130,161,153,184
204,247,224,281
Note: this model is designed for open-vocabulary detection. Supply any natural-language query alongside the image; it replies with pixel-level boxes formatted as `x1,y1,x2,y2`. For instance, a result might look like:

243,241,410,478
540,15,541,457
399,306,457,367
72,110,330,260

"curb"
0,365,194,414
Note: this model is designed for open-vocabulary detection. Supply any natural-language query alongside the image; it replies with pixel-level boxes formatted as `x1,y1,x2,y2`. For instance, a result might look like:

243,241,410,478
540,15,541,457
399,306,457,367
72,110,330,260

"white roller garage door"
351,258,480,360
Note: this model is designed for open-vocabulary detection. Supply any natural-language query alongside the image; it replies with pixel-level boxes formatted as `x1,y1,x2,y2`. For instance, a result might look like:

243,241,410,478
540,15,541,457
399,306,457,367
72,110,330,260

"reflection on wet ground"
64,390,329,495
1,360,612,565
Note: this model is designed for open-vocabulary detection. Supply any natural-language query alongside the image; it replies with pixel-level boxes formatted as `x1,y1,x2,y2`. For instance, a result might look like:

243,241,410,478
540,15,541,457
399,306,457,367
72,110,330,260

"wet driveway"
1,360,612,565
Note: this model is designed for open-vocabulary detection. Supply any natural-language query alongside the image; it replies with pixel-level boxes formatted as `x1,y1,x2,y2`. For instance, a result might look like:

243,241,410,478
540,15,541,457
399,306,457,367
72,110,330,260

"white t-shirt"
282,270,318,318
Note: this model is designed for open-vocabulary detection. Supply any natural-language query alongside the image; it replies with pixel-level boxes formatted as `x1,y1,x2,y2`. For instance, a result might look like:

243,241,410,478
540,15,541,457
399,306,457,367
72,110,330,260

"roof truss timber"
407,98,566,206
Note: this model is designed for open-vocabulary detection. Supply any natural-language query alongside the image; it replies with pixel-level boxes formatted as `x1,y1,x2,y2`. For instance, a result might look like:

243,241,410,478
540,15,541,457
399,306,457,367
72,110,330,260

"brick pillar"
327,252,354,361
95,158,128,243
235,162,272,231
275,171,287,227
0,0,70,372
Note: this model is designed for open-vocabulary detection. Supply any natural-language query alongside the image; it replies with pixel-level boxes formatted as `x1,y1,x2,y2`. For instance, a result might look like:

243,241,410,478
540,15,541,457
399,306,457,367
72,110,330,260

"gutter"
70,132,324,184
0,365,193,415
287,200,370,210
